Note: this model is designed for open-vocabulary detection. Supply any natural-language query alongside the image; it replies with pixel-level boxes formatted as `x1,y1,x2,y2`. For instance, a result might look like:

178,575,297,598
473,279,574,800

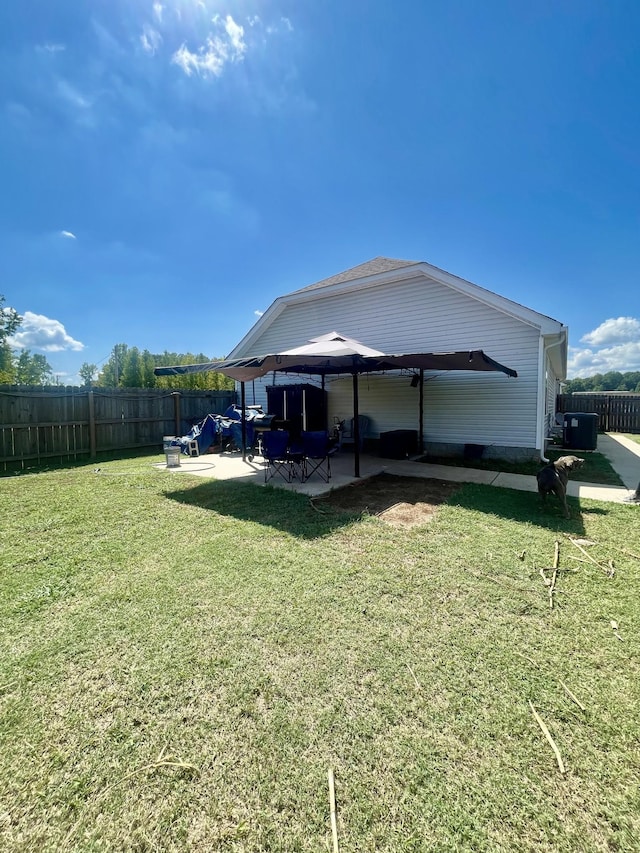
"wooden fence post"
172,392,181,437
88,390,97,459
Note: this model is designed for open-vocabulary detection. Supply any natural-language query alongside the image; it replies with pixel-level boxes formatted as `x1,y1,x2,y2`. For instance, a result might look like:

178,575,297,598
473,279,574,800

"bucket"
163,435,177,451
165,447,182,468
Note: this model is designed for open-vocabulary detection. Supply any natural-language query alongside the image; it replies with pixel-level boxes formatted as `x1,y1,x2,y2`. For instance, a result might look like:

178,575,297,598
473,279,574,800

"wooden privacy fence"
557,394,640,434
0,387,236,470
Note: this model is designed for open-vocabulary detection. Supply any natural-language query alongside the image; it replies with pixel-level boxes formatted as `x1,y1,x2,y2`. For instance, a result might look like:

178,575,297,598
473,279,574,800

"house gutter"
538,333,567,463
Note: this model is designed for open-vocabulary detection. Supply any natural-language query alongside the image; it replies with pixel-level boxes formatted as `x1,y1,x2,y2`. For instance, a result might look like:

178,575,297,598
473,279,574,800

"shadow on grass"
445,482,615,534
164,479,362,539
163,474,617,539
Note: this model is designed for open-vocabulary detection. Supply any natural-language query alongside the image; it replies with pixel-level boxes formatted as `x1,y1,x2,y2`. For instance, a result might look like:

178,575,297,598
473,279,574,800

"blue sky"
1,0,639,382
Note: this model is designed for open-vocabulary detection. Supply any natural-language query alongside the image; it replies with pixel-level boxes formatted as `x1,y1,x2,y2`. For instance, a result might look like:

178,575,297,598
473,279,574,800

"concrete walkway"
157,432,640,504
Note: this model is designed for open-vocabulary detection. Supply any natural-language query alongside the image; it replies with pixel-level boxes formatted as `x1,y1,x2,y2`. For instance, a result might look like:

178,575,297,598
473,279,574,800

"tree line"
563,371,640,394
0,295,233,389
82,345,234,390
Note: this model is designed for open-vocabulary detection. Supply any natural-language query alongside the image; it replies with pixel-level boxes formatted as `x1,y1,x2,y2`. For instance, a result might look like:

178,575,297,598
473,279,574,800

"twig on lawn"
529,701,566,774
563,535,610,575
0,680,18,693
549,540,560,609
98,756,200,799
608,560,616,578
406,663,422,691
309,498,328,514
607,544,640,561
610,620,624,641
515,652,538,667
62,751,199,849
328,767,339,853
462,566,537,593
560,681,586,712
539,567,551,587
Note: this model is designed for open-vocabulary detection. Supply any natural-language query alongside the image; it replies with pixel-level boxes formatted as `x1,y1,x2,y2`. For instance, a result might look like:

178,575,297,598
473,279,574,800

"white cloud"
36,42,66,53
172,14,246,77
140,24,162,55
60,230,77,239
56,79,91,110
254,309,264,317
153,2,163,23
567,317,640,377
9,312,84,353
581,317,640,347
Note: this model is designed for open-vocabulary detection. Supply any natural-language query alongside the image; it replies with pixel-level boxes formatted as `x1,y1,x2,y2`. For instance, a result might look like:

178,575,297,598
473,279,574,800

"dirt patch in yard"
316,473,461,528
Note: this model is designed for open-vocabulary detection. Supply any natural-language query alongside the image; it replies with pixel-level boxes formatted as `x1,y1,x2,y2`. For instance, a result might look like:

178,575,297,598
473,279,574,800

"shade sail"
154,348,517,381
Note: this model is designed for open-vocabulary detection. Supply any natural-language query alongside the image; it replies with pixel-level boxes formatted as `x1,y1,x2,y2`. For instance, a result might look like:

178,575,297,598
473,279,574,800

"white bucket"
165,447,182,468
163,436,177,451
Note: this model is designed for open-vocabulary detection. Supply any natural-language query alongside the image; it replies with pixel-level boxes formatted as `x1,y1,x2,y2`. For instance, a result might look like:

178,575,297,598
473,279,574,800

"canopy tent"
154,332,517,477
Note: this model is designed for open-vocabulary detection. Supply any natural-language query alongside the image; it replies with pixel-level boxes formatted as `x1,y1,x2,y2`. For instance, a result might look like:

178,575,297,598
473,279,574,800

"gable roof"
229,255,567,376
290,256,420,295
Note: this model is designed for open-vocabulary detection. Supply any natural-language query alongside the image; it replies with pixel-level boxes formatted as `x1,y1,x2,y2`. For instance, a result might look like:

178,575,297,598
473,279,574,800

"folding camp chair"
339,415,370,452
301,430,337,483
262,430,295,483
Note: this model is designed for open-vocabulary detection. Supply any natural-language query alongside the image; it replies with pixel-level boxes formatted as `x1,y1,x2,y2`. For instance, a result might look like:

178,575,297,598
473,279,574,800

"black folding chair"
301,430,337,483
262,430,294,483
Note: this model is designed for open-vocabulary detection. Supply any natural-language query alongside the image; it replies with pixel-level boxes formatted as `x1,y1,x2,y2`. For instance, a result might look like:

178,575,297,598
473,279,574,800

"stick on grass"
328,767,339,853
549,540,560,609
406,662,422,691
529,701,566,774
560,681,586,712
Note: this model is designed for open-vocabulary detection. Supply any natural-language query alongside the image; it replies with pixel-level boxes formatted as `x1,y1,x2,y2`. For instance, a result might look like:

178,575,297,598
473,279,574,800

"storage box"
379,429,418,459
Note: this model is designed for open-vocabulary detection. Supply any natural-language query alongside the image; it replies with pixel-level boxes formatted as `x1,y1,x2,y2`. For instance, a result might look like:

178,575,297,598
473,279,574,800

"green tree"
79,362,98,386
97,344,129,387
140,350,157,388
120,347,143,387
0,296,22,383
0,295,22,342
0,341,14,383
14,350,53,385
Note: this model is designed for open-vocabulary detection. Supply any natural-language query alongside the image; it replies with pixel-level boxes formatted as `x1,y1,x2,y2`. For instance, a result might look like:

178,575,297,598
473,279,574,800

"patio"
154,434,640,504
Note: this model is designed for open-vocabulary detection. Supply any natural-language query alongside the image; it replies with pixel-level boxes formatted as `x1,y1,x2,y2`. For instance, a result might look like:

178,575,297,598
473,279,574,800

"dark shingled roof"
288,256,420,295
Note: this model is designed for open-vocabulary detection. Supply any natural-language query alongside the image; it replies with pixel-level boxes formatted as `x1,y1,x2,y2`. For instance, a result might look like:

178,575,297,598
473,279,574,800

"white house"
228,257,567,462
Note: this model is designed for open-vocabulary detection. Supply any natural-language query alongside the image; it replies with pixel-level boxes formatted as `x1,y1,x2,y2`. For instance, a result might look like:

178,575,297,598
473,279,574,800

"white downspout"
539,334,566,463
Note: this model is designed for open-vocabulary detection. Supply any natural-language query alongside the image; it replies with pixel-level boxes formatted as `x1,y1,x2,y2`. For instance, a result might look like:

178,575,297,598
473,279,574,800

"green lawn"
1,454,639,851
420,446,624,486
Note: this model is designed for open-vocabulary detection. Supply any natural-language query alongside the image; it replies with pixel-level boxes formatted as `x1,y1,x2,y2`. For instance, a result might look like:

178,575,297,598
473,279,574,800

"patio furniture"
339,415,370,452
262,430,298,483
301,430,338,482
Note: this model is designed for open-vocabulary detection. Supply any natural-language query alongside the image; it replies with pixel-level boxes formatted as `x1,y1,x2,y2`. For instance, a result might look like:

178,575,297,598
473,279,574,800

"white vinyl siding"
235,273,545,450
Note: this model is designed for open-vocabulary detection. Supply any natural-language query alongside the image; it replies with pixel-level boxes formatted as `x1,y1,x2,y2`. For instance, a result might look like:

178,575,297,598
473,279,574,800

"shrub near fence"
557,393,640,434
0,386,236,470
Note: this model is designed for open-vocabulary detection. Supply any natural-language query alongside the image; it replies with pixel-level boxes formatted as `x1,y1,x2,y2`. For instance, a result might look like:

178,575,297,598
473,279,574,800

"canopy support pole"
419,368,424,453
352,373,360,478
240,381,247,461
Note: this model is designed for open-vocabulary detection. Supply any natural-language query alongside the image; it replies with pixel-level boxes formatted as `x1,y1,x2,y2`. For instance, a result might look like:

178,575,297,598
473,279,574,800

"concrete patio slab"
154,431,640,505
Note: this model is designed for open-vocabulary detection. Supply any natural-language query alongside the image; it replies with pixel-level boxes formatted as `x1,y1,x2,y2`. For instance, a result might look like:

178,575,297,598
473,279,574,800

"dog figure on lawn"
536,455,584,518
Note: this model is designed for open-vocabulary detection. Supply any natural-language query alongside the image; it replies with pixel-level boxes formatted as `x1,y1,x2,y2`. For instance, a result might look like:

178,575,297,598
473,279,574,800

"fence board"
557,394,640,434
0,387,236,470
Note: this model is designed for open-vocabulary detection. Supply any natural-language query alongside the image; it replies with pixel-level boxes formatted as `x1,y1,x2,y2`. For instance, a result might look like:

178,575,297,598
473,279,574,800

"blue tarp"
170,406,272,455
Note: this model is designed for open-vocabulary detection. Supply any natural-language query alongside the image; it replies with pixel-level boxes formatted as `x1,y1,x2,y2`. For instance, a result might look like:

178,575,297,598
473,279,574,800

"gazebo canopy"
154,331,518,382
154,332,517,478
